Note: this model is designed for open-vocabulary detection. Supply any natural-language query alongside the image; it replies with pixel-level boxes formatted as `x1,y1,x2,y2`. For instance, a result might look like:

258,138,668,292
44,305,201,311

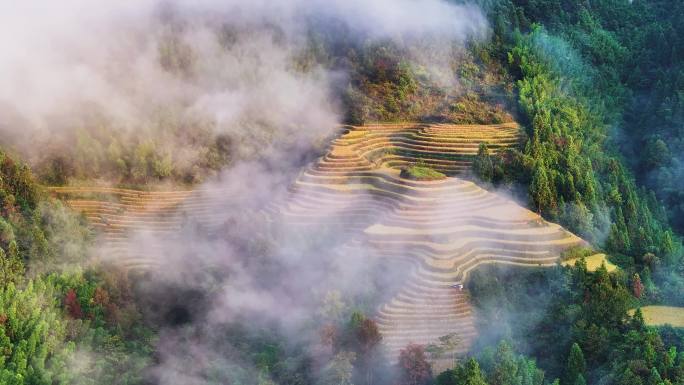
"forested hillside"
0,151,153,384
456,2,684,385
0,0,682,385
467,0,684,305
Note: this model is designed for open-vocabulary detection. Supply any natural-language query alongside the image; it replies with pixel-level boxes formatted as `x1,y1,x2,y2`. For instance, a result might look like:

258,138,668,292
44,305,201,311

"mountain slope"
49,122,584,366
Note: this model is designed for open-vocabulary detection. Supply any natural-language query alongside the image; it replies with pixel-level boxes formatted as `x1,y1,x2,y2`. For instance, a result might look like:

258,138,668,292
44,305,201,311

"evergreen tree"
564,344,586,385
620,368,644,385
489,341,519,385
456,359,489,385
647,367,663,385
530,163,555,215
631,308,646,331
319,352,356,385
473,143,494,182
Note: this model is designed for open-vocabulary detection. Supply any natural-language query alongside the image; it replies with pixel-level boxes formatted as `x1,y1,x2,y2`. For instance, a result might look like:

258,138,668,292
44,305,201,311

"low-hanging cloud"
0,0,487,171
1,0,490,383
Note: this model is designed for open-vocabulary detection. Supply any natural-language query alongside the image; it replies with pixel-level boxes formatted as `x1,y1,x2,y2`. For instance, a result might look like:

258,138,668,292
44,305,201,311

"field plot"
47,186,235,270
629,306,684,328
562,253,618,272
50,123,583,367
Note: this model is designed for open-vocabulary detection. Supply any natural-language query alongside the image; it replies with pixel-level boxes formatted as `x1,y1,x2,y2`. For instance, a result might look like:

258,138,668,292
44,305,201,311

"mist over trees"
469,0,684,306
0,0,682,385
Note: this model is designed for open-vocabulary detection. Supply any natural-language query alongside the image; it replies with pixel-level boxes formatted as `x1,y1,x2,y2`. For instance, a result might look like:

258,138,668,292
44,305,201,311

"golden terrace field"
562,253,618,272
629,306,684,328
50,123,585,367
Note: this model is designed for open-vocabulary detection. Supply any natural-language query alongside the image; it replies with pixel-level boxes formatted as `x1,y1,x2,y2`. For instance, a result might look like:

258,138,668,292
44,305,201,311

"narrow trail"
49,122,584,366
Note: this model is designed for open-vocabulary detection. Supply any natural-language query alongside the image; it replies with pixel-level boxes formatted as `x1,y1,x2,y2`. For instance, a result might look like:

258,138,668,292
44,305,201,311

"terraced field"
47,186,232,271
49,122,584,367
337,122,522,174
629,306,684,328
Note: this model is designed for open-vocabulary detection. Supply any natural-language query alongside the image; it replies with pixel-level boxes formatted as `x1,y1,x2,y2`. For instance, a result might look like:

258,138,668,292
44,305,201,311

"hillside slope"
49,123,584,366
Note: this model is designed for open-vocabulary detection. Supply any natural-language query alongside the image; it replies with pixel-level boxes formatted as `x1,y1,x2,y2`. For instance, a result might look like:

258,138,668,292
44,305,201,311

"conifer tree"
564,343,586,385
530,164,554,215
473,143,494,182
647,367,663,385
453,358,488,385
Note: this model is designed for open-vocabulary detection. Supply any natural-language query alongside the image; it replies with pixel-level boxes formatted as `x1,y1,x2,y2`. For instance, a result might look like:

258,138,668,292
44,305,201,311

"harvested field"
49,123,583,367
629,306,684,328
562,253,618,272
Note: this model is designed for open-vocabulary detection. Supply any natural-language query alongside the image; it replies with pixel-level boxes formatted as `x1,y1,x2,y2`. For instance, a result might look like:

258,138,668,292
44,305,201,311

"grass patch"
629,306,684,328
366,147,396,166
560,246,595,261
400,162,446,181
342,129,368,139
561,253,618,272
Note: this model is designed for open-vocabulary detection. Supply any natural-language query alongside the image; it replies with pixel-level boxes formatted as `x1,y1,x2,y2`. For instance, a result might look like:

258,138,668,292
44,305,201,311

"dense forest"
0,0,682,384
0,151,153,384
469,0,684,303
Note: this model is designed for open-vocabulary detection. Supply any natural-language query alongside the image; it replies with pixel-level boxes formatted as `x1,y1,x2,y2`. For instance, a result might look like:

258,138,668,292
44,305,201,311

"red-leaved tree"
632,273,644,298
398,344,432,385
358,318,382,385
320,323,338,353
64,289,83,319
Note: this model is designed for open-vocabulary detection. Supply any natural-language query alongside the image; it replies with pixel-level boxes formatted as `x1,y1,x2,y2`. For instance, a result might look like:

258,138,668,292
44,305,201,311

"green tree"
643,139,670,170
453,358,488,385
564,343,586,385
530,163,555,215
489,341,519,385
319,351,356,385
426,333,460,368
473,143,494,182
647,367,663,385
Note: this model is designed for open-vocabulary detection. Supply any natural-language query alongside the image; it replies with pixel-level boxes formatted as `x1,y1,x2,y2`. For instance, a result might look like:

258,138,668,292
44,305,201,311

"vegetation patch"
366,147,396,167
467,262,684,385
560,246,596,261
561,253,618,273
400,162,446,181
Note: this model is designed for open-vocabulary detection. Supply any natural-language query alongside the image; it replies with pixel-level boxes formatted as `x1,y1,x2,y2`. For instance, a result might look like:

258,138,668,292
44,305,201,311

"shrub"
400,162,446,181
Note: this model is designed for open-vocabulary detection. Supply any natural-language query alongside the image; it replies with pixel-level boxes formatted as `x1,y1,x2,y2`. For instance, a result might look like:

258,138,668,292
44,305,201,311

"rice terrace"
50,122,585,365
629,307,684,328
2,1,684,385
